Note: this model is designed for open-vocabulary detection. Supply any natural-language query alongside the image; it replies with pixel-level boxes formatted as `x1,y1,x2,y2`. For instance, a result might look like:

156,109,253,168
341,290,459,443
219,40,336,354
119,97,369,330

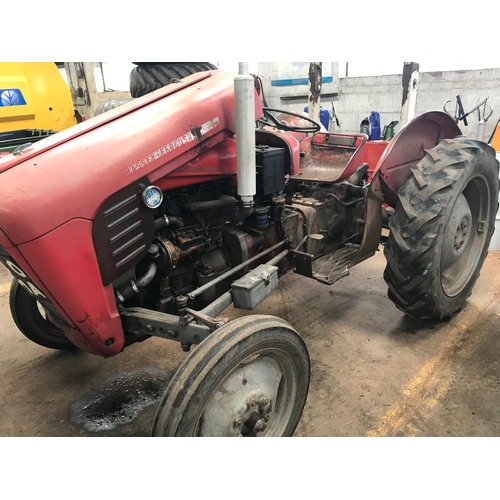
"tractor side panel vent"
92,179,155,285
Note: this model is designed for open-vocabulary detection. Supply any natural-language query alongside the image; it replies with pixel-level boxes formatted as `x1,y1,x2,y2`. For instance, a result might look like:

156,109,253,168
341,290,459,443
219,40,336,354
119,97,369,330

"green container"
382,121,399,141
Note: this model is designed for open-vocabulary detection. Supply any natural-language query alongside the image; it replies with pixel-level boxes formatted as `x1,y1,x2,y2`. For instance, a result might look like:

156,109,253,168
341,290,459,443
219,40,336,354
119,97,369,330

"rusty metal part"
281,209,306,250
185,307,228,331
293,239,359,285
349,174,384,267
222,226,264,268
121,307,211,346
176,233,204,260
180,242,204,260
177,234,203,249
454,219,468,250
242,412,267,436
155,236,181,270
187,240,286,300
195,249,231,303
292,133,367,183
291,197,331,236
308,62,322,123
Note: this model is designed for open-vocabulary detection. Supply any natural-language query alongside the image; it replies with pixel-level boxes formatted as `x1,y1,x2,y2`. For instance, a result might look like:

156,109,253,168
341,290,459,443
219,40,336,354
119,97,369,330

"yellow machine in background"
0,62,77,133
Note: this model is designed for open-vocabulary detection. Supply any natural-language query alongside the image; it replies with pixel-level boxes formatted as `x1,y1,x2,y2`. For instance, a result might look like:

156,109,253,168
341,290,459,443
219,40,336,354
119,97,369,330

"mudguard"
350,111,462,267
374,111,462,207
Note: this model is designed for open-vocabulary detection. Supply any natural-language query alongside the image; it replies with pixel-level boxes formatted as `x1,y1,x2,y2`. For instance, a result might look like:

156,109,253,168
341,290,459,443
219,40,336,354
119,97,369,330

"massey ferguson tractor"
0,63,498,437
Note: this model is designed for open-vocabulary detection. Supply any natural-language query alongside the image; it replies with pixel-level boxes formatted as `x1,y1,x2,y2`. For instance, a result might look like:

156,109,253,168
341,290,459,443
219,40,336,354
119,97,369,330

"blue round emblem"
142,185,163,209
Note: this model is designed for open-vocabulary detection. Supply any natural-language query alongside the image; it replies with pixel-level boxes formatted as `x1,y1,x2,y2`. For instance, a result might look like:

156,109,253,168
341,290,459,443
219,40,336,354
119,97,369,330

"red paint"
360,140,389,181
0,71,263,246
0,64,458,359
18,219,122,356
0,70,285,357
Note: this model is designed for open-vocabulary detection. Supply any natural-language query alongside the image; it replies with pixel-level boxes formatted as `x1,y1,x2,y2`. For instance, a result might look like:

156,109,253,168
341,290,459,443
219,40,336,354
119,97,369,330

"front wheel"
9,278,75,350
384,137,499,320
152,315,310,437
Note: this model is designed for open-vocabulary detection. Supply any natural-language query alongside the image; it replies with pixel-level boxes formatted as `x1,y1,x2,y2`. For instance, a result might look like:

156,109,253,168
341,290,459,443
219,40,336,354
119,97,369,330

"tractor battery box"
231,264,279,310
256,145,286,195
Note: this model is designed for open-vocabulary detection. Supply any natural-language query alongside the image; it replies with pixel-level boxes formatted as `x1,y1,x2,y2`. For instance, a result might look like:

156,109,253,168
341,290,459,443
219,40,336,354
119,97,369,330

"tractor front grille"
92,178,155,285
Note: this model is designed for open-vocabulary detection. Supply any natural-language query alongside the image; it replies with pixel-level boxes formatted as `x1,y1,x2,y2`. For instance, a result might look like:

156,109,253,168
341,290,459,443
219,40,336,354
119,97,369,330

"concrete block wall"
93,91,131,108
334,68,500,139
263,67,500,140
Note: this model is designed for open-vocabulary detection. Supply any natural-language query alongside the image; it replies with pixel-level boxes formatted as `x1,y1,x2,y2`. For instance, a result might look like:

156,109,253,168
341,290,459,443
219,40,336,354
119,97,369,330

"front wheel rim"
195,348,300,437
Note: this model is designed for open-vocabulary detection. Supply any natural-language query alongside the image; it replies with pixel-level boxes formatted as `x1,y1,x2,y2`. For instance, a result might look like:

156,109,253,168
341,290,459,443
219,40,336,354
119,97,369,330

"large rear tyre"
152,315,310,437
9,279,75,350
130,62,217,98
384,137,499,320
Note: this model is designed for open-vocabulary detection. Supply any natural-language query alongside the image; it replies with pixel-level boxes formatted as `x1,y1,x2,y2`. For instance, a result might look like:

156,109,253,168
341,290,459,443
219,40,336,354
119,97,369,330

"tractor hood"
0,72,211,174
0,70,263,245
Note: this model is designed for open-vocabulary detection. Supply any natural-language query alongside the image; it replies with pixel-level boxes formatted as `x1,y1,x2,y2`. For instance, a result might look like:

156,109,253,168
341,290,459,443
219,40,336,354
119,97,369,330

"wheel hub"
199,356,282,436
241,411,268,436
442,193,472,270
454,218,469,250
234,394,274,436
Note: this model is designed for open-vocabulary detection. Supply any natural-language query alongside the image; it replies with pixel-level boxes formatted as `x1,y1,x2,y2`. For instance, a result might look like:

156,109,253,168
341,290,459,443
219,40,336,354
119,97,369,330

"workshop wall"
334,69,500,139
263,67,500,140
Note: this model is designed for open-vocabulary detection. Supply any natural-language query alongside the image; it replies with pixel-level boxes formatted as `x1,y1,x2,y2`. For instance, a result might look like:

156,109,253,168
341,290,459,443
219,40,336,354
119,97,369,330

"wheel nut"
234,418,242,427
261,396,269,406
254,418,267,433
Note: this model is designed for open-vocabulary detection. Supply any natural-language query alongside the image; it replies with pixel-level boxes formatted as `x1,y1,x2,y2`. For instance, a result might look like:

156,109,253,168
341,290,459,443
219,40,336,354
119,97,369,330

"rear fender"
373,111,462,207
349,111,461,267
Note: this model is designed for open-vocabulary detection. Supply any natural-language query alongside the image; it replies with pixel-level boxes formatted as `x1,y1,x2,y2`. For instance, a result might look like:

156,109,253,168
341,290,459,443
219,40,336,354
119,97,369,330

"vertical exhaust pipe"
234,62,256,208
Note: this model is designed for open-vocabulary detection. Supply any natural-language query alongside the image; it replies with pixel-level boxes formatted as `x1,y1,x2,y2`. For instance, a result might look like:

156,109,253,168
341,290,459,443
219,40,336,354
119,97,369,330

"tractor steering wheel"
257,107,322,134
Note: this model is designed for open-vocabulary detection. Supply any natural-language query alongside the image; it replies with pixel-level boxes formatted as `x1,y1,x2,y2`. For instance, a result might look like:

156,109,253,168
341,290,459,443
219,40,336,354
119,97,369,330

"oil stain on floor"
69,367,171,433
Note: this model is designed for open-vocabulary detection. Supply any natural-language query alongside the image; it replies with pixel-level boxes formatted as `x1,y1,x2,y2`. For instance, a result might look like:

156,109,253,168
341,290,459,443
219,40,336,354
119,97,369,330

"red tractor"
0,64,497,436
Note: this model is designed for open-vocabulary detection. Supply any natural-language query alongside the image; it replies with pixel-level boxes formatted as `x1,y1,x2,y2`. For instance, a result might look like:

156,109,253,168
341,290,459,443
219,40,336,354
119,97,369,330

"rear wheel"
9,279,75,350
152,315,310,437
384,137,499,320
130,62,217,98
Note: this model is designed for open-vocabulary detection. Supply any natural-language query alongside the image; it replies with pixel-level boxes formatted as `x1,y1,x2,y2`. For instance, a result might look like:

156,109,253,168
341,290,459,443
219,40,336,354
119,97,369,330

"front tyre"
9,279,75,350
152,315,310,437
384,138,499,320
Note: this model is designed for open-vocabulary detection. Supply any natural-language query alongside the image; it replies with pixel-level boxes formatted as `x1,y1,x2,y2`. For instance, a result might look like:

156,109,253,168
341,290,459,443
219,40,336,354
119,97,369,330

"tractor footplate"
293,244,359,285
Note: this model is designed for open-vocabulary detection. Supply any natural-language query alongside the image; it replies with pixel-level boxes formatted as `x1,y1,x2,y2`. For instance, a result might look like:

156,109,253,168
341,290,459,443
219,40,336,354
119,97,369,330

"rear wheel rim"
440,174,491,297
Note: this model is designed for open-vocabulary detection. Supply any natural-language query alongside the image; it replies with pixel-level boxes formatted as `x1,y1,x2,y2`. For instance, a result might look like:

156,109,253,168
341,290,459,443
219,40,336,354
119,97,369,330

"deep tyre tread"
130,62,217,98
9,279,76,350
383,137,499,321
152,315,310,437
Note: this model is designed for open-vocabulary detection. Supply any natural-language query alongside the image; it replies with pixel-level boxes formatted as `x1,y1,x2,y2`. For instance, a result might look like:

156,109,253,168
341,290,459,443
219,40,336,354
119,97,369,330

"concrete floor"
1,248,500,437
